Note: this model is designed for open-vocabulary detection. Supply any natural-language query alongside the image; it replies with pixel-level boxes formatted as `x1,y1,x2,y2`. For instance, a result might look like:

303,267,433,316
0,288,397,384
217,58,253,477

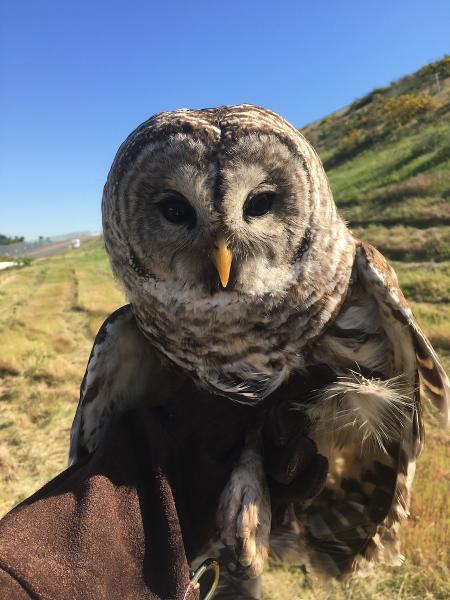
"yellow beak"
212,235,233,288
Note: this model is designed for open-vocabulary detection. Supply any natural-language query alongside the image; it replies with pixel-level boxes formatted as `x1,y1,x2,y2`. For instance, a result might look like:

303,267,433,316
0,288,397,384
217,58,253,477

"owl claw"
217,441,271,578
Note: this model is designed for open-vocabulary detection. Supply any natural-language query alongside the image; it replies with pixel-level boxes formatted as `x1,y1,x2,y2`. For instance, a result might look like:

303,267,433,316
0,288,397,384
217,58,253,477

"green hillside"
302,55,450,262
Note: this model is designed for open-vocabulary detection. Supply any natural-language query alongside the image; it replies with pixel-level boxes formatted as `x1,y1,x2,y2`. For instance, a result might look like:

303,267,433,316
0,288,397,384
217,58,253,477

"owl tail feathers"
269,514,404,580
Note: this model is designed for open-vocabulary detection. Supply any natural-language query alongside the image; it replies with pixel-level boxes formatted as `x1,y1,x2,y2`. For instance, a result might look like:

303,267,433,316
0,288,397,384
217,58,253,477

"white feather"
298,371,414,454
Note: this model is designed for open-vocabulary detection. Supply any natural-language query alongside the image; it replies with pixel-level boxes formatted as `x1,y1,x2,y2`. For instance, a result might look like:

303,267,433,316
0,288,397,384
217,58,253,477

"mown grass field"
1,57,450,598
0,238,448,599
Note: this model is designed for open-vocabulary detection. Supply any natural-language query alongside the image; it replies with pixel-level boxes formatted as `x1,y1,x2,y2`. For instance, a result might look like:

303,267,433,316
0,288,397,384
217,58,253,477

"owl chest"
139,278,399,401
137,294,317,400
154,301,304,372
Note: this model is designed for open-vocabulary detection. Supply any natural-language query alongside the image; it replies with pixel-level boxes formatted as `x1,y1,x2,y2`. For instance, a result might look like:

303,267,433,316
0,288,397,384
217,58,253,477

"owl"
69,105,449,597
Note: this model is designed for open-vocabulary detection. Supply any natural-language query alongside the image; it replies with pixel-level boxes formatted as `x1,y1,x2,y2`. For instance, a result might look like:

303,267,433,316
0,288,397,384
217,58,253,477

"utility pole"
435,71,441,92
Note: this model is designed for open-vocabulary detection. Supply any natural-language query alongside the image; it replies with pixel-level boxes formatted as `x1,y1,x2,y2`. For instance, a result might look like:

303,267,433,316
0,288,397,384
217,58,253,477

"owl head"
103,104,349,304
102,105,354,396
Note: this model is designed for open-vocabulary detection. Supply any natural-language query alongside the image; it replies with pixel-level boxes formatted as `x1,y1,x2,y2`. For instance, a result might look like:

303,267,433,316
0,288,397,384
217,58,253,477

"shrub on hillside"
420,55,450,79
350,87,388,111
323,128,380,170
340,128,365,150
438,55,450,76
383,94,440,128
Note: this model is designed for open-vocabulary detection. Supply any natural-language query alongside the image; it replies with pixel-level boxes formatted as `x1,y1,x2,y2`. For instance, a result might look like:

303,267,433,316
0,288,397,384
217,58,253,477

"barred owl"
69,105,449,597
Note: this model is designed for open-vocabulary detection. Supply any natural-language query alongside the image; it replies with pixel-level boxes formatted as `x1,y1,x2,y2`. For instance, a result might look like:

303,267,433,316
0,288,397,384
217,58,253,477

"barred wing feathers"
272,241,449,578
69,305,177,465
357,241,450,427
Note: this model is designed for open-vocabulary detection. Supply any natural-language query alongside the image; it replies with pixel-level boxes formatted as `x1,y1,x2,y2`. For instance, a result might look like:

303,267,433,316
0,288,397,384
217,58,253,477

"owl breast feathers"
69,105,449,592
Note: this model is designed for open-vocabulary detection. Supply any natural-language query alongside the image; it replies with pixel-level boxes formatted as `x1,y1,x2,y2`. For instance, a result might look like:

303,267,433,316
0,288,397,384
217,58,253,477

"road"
25,235,99,258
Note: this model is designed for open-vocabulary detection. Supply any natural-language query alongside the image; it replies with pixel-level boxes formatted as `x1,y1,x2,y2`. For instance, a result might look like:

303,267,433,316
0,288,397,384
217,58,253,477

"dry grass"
0,239,124,513
0,237,449,598
394,262,450,304
351,226,450,261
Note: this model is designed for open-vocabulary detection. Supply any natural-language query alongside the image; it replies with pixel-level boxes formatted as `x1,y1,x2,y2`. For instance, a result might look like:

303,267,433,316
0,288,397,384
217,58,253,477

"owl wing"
357,241,450,425
271,241,449,578
69,305,180,465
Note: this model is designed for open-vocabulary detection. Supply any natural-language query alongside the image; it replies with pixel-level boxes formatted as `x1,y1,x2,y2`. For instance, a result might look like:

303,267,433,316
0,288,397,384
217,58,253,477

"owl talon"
217,442,271,578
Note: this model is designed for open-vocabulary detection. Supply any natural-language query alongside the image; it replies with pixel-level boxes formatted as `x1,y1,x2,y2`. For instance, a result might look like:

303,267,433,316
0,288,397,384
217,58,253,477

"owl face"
119,128,311,298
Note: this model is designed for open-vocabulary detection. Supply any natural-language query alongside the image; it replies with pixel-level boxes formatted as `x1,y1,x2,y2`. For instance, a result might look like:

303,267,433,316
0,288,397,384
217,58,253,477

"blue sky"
1,0,449,240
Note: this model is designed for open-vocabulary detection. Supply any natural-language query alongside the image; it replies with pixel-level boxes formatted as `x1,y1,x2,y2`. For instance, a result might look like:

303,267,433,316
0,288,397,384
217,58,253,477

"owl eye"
244,192,275,219
159,195,196,226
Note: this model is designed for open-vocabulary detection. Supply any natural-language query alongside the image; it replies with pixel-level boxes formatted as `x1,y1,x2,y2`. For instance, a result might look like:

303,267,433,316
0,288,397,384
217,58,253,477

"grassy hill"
0,58,449,598
303,55,450,262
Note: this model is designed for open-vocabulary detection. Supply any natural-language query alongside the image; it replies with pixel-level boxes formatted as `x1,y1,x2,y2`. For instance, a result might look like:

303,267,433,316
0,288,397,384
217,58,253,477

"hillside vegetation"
1,57,449,598
303,55,450,261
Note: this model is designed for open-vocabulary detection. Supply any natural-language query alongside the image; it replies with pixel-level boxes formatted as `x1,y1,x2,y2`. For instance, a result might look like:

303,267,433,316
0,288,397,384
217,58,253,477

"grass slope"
0,241,124,510
302,56,450,261
1,57,449,599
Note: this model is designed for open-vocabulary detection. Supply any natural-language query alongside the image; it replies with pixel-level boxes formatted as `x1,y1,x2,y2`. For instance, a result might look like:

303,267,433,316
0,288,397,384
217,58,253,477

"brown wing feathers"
413,322,450,425
357,241,450,426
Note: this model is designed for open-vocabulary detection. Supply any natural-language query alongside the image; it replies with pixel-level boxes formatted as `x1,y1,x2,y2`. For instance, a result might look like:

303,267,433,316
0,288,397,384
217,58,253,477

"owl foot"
217,438,271,579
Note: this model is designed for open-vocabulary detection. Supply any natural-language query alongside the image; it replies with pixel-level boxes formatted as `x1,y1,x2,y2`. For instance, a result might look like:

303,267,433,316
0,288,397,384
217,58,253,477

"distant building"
70,239,81,249
0,261,17,271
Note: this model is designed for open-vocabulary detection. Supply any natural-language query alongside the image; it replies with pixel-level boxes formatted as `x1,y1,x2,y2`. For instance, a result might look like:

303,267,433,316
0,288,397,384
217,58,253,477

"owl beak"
212,235,233,288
